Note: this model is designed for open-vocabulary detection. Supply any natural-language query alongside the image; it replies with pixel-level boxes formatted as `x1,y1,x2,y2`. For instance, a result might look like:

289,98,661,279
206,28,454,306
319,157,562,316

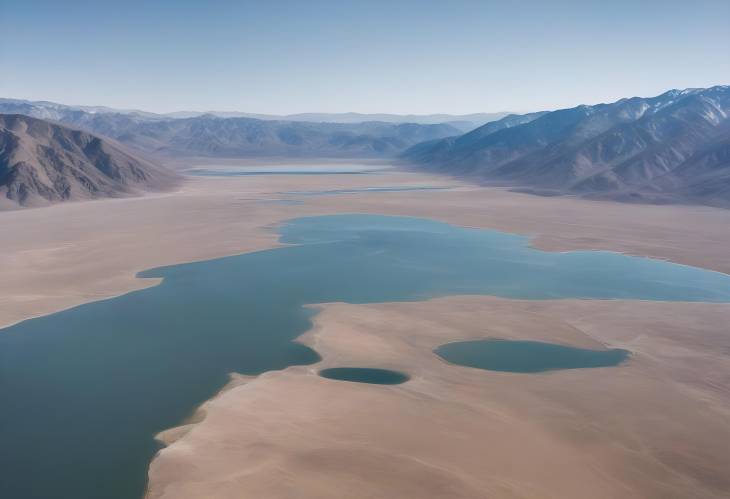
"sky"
1,0,728,115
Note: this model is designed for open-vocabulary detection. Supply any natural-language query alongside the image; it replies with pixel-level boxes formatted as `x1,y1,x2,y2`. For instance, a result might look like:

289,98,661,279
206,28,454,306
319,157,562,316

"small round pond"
435,339,630,373
319,367,410,384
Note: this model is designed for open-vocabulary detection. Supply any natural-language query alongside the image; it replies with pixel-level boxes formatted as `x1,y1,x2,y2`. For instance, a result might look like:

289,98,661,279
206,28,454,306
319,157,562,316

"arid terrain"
149,298,730,499
2,164,730,499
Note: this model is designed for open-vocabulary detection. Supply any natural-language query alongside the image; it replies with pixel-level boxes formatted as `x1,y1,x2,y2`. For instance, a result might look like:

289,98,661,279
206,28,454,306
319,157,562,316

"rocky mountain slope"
402,86,730,207
0,114,178,208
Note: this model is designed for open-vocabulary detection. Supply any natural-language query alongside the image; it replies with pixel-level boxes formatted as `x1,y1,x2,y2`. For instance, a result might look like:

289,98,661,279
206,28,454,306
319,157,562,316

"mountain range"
0,114,178,208
402,86,730,208
0,98,507,131
165,111,509,132
3,87,729,209
0,99,466,158
77,115,461,158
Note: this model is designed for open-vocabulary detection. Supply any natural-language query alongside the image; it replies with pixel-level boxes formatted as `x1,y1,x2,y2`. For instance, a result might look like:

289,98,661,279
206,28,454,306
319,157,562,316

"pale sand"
2,165,730,498
3,170,729,330
148,298,730,499
0,170,452,328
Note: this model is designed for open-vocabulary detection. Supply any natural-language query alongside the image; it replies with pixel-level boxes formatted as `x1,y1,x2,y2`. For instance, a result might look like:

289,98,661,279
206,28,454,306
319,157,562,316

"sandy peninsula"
148,298,730,499
2,162,730,499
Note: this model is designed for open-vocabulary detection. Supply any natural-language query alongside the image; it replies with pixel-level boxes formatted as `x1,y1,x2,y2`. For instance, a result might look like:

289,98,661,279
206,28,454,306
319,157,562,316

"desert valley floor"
2,163,730,499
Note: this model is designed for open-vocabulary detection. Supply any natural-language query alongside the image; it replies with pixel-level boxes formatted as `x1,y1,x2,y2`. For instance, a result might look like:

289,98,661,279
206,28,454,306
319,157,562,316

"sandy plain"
1,163,730,499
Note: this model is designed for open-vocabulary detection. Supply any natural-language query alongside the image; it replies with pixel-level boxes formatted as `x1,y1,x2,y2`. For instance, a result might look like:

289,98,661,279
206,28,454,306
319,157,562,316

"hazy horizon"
4,85,730,118
1,0,728,115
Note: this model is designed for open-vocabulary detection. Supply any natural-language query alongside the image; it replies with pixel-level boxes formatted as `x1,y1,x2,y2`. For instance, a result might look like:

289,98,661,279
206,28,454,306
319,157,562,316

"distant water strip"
280,186,452,196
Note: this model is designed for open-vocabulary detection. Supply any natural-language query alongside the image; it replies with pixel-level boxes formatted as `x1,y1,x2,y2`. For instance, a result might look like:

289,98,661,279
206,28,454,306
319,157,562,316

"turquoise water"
319,367,410,384
187,169,369,176
281,186,451,196
435,340,630,373
184,165,387,176
1,214,729,499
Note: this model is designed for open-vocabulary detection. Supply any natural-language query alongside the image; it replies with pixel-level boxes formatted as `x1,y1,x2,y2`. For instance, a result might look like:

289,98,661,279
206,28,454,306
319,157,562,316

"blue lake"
187,169,370,176
435,340,631,373
1,214,729,499
184,164,388,176
319,367,410,384
281,186,452,196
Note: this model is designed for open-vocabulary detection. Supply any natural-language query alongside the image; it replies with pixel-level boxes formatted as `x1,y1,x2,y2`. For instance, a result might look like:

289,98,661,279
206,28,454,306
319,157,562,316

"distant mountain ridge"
401,86,730,208
0,98,509,129
0,114,178,208
166,111,510,132
0,98,162,121
84,115,463,158
0,99,469,158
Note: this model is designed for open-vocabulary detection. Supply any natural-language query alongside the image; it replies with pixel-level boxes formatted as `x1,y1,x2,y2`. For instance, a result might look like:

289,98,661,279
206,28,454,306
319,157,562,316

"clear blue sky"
1,0,728,114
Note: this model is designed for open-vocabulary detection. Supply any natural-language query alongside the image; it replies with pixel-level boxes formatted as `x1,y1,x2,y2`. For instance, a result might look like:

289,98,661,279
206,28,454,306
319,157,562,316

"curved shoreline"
3,170,730,331
3,168,730,499
147,296,730,499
